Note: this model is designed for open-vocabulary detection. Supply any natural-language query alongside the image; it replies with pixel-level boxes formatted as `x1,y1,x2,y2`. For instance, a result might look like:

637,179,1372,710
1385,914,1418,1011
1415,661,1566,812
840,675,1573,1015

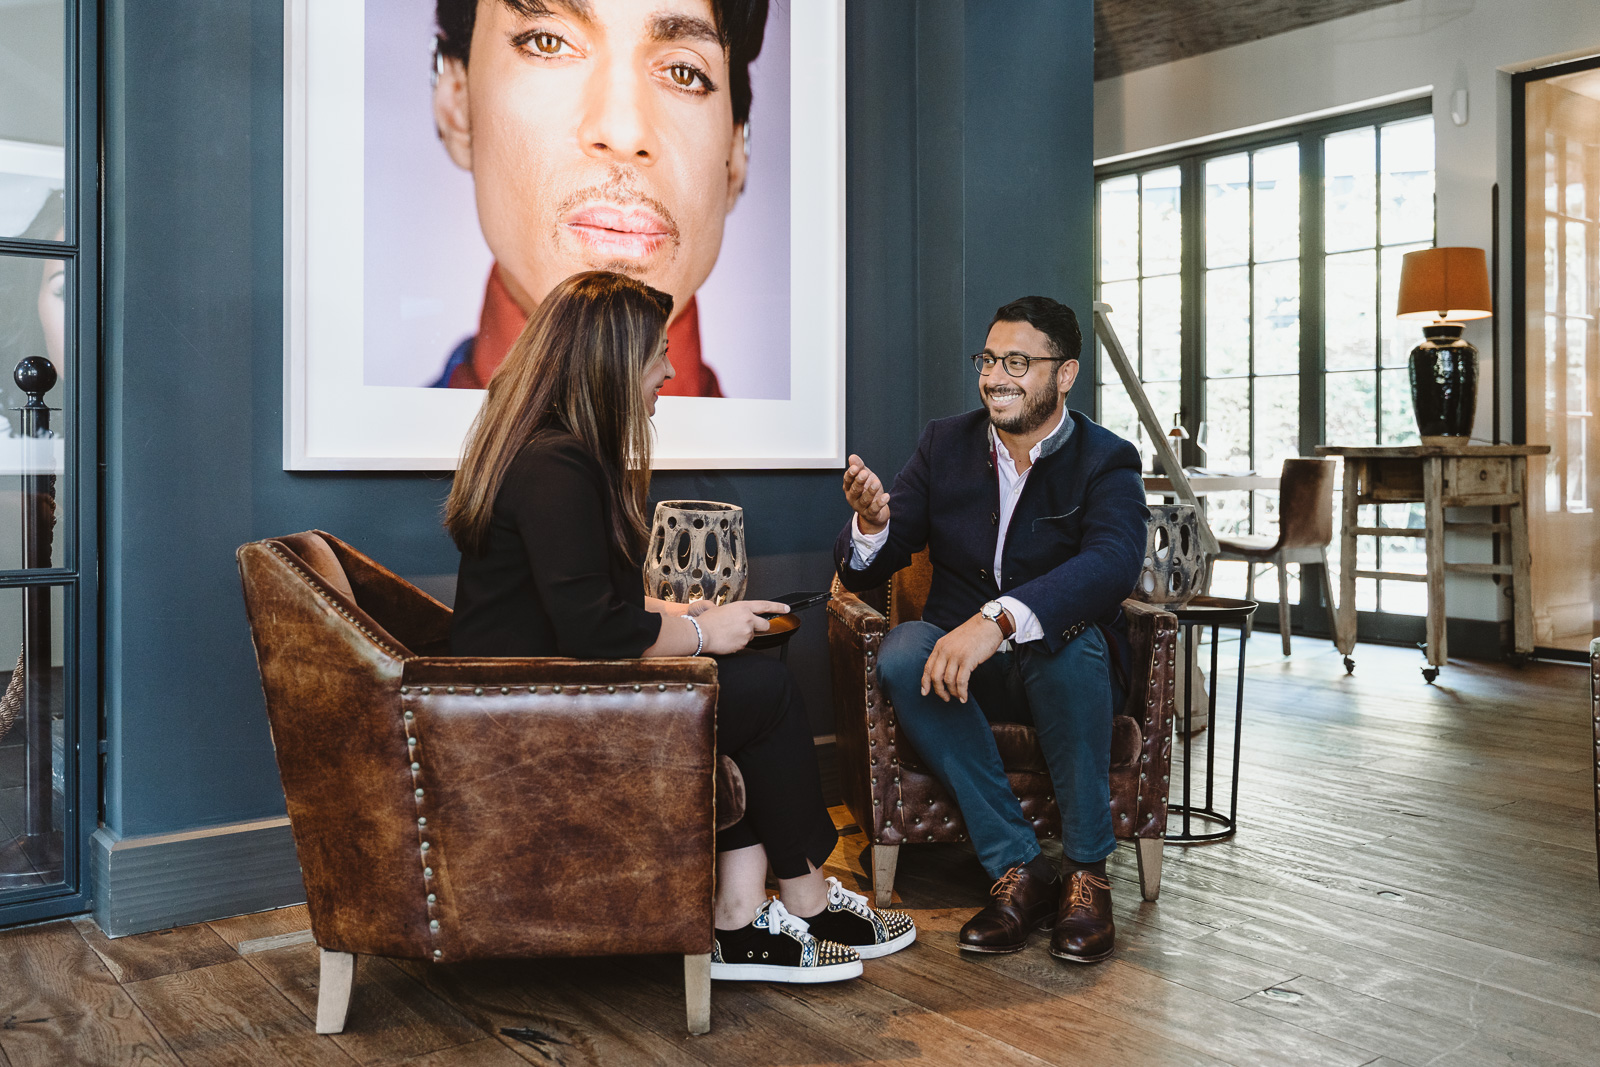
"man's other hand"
921,614,1005,703
843,454,890,535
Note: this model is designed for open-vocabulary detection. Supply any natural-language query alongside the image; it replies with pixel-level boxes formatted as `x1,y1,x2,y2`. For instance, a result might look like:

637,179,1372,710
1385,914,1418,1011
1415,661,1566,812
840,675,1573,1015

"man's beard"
986,381,1060,435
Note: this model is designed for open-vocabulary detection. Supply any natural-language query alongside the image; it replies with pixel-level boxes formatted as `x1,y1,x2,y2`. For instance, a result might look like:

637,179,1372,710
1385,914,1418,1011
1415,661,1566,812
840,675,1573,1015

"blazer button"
979,568,989,580
991,512,998,525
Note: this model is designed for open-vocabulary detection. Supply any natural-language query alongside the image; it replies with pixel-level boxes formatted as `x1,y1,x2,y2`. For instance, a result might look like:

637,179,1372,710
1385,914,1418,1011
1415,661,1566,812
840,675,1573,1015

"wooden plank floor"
3,638,1598,1066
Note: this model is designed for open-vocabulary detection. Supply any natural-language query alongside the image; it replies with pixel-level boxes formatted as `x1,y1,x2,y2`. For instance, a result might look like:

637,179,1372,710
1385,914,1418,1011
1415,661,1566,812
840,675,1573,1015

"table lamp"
1395,246,1492,447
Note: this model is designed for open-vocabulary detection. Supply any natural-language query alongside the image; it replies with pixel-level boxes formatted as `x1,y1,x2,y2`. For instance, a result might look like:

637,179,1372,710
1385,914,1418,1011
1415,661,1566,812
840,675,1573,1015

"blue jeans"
879,620,1119,878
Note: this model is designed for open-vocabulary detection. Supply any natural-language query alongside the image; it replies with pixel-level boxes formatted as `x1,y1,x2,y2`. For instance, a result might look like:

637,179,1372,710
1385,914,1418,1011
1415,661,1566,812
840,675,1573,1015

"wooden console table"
1315,444,1550,681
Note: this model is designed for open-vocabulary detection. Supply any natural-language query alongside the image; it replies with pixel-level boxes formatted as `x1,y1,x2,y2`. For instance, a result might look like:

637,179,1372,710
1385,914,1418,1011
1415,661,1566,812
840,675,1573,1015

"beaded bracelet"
686,614,704,657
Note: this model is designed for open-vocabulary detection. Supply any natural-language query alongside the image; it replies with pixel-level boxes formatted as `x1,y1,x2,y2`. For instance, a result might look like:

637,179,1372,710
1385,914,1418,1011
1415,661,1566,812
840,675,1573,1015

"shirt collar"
990,408,1074,470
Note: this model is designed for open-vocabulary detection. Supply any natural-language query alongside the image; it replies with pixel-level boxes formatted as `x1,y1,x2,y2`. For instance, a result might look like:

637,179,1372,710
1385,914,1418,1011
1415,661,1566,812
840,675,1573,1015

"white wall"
1094,0,1600,624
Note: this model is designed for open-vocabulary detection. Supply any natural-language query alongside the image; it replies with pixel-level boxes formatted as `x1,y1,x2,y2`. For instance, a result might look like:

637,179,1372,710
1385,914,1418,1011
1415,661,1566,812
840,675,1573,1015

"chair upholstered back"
1275,458,1337,551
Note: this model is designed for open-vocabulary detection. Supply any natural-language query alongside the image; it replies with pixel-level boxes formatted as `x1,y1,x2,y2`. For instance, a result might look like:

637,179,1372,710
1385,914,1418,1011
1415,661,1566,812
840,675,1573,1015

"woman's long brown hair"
445,271,673,560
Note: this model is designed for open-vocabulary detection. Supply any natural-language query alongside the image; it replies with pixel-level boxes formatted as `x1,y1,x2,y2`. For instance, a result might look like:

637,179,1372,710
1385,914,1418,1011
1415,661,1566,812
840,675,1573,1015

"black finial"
14,357,57,402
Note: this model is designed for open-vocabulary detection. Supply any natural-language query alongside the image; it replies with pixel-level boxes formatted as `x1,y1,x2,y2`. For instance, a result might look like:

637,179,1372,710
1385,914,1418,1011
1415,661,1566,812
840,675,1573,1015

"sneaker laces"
989,865,1026,904
823,876,875,920
1066,872,1110,911
757,896,814,940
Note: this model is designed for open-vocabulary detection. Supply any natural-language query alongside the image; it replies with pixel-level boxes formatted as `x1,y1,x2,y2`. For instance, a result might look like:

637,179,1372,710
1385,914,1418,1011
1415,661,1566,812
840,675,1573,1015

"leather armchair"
237,531,730,1036
827,550,1178,906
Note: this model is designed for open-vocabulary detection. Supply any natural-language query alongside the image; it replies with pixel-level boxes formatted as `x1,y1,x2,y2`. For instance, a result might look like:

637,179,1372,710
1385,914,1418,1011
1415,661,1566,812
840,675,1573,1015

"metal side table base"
1165,596,1256,844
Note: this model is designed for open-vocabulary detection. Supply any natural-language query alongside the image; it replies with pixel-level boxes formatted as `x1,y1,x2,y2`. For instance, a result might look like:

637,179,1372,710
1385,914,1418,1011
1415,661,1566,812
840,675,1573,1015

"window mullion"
1181,156,1205,467
1300,130,1325,459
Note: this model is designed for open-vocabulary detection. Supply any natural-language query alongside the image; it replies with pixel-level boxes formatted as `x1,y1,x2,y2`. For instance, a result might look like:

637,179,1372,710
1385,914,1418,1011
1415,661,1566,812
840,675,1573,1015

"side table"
1315,444,1550,681
747,612,800,662
1166,596,1256,844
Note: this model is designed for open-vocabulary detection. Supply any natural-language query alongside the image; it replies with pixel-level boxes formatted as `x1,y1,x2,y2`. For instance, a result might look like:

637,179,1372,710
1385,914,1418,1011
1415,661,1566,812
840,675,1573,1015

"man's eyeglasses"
970,353,1065,377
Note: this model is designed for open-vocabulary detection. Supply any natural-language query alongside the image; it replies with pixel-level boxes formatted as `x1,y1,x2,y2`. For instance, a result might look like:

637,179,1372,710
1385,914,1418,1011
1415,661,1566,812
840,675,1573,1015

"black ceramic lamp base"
1409,322,1478,443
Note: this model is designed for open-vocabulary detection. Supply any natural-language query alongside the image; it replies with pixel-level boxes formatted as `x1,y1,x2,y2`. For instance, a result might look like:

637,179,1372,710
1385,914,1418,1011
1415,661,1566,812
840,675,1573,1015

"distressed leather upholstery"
237,531,736,990
828,549,1177,903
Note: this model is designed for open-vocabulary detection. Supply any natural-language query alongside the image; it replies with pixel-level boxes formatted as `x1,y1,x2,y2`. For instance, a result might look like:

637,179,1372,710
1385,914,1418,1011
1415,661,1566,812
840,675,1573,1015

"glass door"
0,0,96,923
1518,57,1600,656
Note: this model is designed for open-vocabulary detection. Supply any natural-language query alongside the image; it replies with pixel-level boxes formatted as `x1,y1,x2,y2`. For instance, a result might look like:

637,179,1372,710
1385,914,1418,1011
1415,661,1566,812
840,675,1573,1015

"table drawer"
1444,456,1510,499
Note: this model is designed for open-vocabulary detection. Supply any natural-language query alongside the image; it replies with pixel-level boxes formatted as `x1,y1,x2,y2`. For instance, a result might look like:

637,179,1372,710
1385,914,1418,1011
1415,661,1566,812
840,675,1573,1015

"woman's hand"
695,600,789,655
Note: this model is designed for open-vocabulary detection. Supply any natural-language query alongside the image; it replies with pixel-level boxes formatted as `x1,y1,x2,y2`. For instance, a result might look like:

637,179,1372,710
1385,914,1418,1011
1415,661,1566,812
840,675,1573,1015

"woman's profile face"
37,254,65,371
641,335,675,416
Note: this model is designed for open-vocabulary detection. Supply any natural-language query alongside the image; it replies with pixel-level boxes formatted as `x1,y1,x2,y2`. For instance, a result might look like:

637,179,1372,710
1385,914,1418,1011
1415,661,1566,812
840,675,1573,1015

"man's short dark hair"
990,296,1083,363
436,0,769,126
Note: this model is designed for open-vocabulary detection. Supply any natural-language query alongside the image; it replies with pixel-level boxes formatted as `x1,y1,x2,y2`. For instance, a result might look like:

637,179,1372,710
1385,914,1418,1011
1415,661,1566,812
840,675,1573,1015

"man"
834,296,1147,963
429,0,769,394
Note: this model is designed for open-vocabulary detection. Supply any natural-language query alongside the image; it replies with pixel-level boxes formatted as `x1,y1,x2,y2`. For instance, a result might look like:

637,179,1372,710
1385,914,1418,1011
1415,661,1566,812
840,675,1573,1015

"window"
0,0,97,925
1094,101,1435,620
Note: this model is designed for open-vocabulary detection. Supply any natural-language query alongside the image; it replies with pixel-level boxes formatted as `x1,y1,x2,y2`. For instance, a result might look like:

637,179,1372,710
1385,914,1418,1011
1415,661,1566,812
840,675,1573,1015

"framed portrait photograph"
284,0,845,470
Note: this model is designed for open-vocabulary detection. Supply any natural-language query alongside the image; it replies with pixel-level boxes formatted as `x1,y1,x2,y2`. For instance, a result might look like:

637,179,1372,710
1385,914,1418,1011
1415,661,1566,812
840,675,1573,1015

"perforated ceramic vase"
645,501,747,605
1135,504,1203,607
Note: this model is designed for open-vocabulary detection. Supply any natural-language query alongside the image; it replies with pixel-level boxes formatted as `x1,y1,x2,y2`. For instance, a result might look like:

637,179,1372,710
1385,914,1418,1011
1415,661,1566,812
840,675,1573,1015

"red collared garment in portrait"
437,266,724,397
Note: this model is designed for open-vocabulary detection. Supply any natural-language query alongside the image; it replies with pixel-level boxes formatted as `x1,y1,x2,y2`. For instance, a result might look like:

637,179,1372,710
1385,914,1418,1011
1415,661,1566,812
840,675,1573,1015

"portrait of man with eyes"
424,0,773,396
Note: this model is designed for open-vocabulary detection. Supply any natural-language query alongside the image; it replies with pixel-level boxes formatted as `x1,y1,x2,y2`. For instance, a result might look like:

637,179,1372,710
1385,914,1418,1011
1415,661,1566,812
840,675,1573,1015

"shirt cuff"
998,595,1044,643
849,514,891,570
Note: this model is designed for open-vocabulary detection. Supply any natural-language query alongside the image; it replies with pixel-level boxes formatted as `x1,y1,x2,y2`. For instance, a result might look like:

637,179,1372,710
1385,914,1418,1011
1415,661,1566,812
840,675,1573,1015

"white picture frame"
282,0,846,471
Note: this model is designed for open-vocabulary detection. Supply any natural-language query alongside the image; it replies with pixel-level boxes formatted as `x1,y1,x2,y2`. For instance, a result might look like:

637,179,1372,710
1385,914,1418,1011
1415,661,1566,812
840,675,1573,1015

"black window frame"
1092,96,1435,624
0,0,100,927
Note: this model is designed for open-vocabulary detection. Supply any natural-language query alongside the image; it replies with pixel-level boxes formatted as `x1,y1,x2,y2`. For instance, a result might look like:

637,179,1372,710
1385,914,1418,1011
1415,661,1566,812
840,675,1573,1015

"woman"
445,271,914,983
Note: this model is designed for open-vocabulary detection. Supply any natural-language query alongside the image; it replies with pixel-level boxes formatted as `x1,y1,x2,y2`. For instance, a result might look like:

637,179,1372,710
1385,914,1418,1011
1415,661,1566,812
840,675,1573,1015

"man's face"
979,319,1077,436
435,0,748,323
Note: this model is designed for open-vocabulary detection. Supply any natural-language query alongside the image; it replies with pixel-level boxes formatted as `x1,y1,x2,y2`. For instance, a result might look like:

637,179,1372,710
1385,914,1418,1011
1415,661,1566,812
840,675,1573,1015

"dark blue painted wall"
98,0,1092,842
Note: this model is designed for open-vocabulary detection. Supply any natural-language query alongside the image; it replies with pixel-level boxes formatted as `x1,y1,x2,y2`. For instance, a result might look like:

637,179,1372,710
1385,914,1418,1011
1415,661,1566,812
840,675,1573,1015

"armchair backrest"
888,549,934,627
237,532,449,959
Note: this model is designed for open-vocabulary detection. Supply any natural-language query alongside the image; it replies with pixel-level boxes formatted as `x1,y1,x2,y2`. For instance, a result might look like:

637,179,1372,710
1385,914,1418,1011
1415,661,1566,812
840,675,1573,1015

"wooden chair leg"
1277,559,1292,656
872,844,900,908
684,953,711,1035
1135,837,1163,902
315,949,355,1035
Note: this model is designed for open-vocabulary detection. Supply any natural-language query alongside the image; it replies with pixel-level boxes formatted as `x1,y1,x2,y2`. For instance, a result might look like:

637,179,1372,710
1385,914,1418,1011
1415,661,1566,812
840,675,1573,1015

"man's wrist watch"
979,600,1015,640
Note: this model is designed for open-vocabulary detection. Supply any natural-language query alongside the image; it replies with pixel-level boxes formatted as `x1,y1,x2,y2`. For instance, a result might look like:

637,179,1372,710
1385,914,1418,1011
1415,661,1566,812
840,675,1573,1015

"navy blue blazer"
833,409,1148,656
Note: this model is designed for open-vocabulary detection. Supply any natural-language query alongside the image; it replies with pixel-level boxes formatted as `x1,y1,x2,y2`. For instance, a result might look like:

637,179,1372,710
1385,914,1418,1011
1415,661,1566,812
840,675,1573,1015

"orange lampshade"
1395,247,1493,322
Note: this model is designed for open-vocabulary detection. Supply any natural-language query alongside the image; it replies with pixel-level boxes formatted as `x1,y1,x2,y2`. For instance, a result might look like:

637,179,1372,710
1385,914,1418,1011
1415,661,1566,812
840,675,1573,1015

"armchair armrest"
1120,598,1177,839
826,588,905,843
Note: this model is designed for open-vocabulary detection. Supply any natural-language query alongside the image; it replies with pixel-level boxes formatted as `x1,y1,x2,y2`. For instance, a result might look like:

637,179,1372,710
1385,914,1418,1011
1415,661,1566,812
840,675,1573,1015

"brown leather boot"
1049,871,1115,963
958,864,1060,954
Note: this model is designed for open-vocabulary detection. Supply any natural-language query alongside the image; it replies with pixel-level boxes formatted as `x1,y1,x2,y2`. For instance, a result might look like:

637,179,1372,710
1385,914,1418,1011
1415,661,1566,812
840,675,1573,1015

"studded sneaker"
710,898,863,983
800,877,917,959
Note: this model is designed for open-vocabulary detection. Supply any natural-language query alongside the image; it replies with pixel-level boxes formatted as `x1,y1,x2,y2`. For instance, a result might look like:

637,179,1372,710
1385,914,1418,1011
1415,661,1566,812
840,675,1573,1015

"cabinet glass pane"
1205,266,1250,378
1380,117,1435,246
1324,127,1376,254
1253,259,1299,375
1252,143,1300,263
0,251,69,571
1206,153,1250,269
1324,250,1377,371
1140,168,1182,277
1203,377,1251,469
0,0,67,240
1254,374,1300,473
1141,274,1182,382
1099,176,1139,282
1324,369,1376,446
0,583,69,893
1379,367,1419,446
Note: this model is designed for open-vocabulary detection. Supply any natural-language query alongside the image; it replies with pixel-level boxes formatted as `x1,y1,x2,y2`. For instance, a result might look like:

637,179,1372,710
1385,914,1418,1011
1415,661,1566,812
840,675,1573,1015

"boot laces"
1066,872,1110,911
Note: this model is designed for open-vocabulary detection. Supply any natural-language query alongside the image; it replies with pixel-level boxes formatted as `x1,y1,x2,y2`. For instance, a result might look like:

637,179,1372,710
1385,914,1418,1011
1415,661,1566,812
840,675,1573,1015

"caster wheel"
1342,656,1356,675
1421,667,1440,683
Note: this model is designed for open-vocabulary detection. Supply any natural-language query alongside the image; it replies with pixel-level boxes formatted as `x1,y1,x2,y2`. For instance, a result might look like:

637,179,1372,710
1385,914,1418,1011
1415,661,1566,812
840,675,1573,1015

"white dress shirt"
850,410,1072,646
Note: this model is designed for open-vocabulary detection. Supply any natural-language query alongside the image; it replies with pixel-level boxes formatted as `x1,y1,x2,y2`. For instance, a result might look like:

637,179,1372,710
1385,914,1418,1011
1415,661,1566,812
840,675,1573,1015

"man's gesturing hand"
920,614,1005,703
843,454,890,535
